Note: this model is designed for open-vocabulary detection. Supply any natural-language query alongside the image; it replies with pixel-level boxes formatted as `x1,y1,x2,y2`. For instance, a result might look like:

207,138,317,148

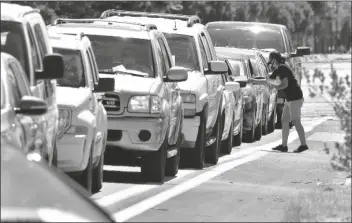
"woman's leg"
281,102,291,146
289,99,307,146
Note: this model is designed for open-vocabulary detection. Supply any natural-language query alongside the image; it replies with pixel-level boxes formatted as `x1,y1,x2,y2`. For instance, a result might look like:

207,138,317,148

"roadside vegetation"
284,62,351,222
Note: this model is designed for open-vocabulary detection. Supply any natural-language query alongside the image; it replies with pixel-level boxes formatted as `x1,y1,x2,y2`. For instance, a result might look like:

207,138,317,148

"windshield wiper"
99,69,115,74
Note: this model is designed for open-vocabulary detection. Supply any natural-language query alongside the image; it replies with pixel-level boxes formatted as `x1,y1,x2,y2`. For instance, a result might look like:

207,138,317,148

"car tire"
92,133,106,193
244,107,256,143
205,110,222,165
166,123,182,176
80,142,93,194
192,111,206,169
221,117,234,155
268,104,276,133
52,142,58,167
255,117,262,141
233,109,243,147
141,133,167,183
262,104,269,136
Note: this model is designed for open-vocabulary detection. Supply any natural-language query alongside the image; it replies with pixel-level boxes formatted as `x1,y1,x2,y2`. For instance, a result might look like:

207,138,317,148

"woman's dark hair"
268,51,286,64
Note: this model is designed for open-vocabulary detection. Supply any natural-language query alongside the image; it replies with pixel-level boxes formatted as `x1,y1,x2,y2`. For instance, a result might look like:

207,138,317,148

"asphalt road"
90,62,350,222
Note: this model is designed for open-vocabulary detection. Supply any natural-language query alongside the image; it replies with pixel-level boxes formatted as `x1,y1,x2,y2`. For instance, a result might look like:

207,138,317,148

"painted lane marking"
95,170,196,207
112,117,330,222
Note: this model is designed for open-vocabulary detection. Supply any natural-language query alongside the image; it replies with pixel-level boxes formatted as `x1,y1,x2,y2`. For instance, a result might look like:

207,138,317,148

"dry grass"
282,184,351,222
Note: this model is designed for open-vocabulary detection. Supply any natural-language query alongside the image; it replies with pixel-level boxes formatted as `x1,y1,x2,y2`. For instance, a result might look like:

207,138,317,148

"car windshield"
163,33,200,72
53,48,85,88
86,35,154,77
207,26,286,53
227,59,246,77
0,21,29,77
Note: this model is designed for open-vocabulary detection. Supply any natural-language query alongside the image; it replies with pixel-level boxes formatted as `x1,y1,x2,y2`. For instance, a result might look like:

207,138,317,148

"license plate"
106,100,116,105
277,98,284,104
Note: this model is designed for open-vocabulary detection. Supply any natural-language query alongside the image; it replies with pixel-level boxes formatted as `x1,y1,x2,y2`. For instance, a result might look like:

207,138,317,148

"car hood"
99,73,156,95
177,71,204,94
56,87,91,109
0,144,114,222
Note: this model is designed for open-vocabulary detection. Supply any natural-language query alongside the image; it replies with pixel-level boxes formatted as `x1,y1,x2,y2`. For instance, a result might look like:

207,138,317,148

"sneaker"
293,145,309,153
272,145,288,152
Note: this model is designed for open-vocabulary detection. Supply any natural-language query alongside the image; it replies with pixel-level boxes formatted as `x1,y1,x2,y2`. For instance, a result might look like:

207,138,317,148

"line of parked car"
1,3,310,222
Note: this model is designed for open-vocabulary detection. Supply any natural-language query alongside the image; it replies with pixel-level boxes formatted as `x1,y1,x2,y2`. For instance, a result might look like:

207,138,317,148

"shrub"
305,64,351,173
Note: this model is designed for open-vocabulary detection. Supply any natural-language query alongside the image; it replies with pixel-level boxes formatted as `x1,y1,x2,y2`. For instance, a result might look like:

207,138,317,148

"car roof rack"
52,18,157,31
100,9,201,27
19,8,40,17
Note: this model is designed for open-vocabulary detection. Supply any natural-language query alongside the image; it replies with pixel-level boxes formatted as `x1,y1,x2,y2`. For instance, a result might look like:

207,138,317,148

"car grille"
102,93,121,112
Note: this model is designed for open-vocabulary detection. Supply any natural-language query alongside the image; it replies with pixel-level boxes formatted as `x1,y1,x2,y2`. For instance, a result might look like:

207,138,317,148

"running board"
205,136,216,147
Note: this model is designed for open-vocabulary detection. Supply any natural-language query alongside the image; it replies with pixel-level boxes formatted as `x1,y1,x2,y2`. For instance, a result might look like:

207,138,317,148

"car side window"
33,24,48,58
154,40,164,77
1,80,5,109
87,47,99,84
9,61,32,97
26,23,41,72
200,33,211,62
85,50,95,85
157,38,171,72
6,66,21,107
198,36,209,70
284,29,294,53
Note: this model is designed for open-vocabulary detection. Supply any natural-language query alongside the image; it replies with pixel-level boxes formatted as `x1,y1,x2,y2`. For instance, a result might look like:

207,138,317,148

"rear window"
163,33,200,72
207,25,286,53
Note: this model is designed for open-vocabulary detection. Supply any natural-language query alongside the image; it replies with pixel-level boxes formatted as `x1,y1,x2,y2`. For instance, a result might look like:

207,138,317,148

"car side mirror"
205,61,227,75
164,66,188,82
93,77,115,93
233,76,248,88
225,82,240,92
15,96,48,115
35,54,64,80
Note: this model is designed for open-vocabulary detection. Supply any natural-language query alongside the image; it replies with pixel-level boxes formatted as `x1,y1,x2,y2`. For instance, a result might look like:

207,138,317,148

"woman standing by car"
248,51,309,153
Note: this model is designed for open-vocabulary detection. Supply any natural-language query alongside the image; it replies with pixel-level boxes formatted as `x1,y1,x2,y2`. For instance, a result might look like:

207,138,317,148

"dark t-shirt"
269,64,303,101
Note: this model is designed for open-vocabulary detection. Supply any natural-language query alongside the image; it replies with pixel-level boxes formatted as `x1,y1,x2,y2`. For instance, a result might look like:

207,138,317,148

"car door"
26,20,57,157
198,33,218,130
6,60,36,154
157,34,178,145
248,58,263,125
225,59,242,127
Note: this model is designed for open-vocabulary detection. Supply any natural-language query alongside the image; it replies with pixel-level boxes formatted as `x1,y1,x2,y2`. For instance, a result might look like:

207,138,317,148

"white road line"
112,117,330,222
95,170,196,207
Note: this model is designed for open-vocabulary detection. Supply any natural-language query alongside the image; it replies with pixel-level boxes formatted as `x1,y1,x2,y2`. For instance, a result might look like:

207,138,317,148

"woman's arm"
273,77,288,90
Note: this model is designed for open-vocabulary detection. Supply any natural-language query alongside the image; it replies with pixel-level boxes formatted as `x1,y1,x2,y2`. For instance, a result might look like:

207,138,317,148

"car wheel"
92,134,106,193
220,117,234,155
205,110,222,165
80,142,93,194
255,117,262,141
233,109,243,147
262,104,269,136
244,107,256,143
166,129,182,177
192,110,206,169
141,133,167,183
268,104,276,133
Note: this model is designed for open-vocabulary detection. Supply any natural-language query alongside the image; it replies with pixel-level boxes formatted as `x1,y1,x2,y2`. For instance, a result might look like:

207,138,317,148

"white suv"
48,32,115,193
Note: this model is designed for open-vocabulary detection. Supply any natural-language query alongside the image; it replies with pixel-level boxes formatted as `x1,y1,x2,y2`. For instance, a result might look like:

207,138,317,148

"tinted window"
227,59,246,77
157,38,171,72
9,61,31,97
26,23,41,71
207,25,286,53
0,21,29,77
33,24,48,57
87,35,154,77
6,67,21,107
53,48,85,88
198,36,209,70
163,33,200,71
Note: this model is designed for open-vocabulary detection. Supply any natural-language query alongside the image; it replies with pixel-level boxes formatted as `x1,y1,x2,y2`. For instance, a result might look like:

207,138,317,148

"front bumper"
180,116,200,148
106,117,167,152
57,132,91,173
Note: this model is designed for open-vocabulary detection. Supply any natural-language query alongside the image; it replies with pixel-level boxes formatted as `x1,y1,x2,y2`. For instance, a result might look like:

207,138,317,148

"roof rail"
19,8,40,17
52,18,157,31
100,9,201,27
